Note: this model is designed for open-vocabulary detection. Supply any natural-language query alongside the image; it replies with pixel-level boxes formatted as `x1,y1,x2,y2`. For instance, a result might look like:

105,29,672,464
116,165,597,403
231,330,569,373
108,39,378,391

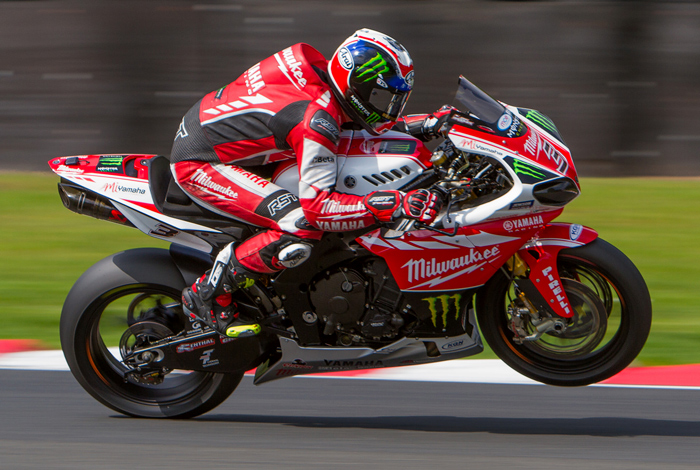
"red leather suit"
170,44,380,273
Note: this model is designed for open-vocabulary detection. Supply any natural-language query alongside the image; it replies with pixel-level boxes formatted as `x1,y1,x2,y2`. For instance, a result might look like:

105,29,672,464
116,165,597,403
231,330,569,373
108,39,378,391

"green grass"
2,173,700,365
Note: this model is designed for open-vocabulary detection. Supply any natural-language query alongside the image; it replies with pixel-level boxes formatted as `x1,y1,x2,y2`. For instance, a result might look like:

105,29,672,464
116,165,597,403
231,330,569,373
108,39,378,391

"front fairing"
439,77,579,227
449,76,578,184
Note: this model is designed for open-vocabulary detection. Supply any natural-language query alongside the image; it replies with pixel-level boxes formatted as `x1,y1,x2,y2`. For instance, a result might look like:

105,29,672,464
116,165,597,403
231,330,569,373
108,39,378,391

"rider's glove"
398,105,455,141
364,189,443,224
422,105,456,140
403,189,442,223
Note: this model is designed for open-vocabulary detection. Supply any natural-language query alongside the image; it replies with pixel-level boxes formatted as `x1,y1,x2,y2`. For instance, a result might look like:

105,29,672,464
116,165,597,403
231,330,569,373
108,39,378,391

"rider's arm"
288,104,377,231
394,105,455,141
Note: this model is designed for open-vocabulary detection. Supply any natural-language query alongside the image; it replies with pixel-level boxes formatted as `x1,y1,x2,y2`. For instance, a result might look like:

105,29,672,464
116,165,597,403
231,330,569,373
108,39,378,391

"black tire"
60,248,243,418
476,238,652,386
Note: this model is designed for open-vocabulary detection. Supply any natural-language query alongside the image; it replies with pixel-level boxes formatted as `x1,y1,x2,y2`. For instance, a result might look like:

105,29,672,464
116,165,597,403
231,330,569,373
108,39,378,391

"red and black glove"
364,189,442,224
403,189,442,223
398,105,456,141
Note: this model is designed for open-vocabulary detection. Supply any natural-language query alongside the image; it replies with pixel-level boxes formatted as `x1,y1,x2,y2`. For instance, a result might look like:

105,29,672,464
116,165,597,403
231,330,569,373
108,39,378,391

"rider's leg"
171,160,321,335
181,231,315,334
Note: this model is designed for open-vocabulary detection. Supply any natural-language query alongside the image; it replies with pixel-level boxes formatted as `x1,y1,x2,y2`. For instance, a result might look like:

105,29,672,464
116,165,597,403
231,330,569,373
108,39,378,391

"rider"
170,28,449,336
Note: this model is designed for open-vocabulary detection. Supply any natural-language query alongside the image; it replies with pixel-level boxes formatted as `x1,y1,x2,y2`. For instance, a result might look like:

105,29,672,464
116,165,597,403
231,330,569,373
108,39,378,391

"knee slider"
277,242,313,268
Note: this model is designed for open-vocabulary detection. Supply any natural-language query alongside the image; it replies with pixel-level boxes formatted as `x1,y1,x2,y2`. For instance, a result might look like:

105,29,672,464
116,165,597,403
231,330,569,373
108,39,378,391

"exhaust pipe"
58,181,134,227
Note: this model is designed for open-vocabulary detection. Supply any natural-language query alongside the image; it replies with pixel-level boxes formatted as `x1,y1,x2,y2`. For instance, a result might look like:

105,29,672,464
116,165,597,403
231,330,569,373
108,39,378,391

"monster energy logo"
513,160,546,180
385,142,411,152
99,156,123,166
356,53,389,83
366,112,381,124
526,110,557,134
423,294,462,328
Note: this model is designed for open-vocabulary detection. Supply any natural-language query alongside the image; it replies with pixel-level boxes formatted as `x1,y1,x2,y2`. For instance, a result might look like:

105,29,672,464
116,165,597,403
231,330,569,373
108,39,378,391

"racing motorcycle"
52,76,651,418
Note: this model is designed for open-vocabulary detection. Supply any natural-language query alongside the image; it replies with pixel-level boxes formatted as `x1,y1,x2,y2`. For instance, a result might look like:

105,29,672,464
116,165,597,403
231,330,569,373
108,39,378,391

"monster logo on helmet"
328,28,414,136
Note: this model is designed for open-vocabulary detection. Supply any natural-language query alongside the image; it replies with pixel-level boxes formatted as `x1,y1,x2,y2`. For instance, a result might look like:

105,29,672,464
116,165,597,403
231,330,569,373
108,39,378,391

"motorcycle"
51,76,652,418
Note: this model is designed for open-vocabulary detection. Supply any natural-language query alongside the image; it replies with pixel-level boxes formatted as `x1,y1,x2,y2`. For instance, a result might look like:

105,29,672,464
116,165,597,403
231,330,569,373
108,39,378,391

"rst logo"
267,193,298,216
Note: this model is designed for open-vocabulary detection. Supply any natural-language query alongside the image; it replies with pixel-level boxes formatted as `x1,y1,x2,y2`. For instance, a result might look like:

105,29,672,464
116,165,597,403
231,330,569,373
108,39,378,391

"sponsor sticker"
509,200,535,210
503,215,544,232
569,224,583,241
497,112,513,131
338,47,354,70
176,338,216,354
96,155,124,173
423,294,462,329
441,339,465,351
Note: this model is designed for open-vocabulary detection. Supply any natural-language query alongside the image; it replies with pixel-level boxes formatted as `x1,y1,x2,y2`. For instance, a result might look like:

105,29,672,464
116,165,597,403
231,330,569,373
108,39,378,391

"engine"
308,258,415,346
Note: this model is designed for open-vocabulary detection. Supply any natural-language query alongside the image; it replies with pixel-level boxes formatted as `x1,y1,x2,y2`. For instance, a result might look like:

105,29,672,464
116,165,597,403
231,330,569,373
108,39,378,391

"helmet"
328,29,414,135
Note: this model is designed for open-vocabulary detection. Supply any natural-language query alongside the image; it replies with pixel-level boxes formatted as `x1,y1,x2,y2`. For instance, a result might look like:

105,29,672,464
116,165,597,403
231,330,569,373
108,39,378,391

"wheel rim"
80,286,223,408
499,255,629,371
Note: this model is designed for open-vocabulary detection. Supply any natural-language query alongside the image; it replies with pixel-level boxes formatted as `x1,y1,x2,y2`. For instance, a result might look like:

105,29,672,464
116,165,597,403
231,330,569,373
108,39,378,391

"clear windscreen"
453,76,505,125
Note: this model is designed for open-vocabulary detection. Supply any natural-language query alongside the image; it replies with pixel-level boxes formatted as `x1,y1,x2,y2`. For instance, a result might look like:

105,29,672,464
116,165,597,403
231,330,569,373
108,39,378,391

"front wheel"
60,248,243,418
476,238,652,386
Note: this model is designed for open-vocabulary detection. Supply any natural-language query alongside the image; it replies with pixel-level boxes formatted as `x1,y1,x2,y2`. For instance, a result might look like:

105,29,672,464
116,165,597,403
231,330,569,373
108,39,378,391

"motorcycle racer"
170,29,444,336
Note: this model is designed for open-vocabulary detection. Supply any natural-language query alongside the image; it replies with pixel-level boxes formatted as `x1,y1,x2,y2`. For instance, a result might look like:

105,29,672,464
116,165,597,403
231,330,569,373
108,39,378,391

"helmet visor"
368,88,409,121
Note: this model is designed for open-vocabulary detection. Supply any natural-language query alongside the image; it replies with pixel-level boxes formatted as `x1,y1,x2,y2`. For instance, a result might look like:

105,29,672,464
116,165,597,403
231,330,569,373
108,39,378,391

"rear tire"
476,238,651,386
60,248,243,418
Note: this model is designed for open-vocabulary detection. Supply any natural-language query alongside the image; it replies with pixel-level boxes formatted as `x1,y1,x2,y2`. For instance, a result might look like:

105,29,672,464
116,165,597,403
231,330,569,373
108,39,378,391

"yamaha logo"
338,47,353,70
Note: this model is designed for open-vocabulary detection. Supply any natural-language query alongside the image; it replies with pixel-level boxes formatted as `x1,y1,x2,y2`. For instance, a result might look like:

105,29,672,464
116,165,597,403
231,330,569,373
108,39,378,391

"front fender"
517,223,598,319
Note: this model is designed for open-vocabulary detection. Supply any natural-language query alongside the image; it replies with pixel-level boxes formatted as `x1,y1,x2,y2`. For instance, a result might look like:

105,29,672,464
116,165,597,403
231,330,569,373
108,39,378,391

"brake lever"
414,221,460,237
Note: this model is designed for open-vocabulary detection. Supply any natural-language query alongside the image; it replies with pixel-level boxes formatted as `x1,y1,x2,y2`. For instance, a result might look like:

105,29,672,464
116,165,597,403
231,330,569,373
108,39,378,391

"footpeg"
225,324,261,338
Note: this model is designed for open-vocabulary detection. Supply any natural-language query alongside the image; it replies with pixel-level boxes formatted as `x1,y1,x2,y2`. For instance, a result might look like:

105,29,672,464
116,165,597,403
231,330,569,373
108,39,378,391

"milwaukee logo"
321,200,365,214
190,169,238,199
402,247,500,284
281,47,307,88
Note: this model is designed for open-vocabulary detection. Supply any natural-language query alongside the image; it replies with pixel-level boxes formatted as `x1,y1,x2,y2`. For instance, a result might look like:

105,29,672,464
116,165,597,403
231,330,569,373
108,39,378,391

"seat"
148,156,212,218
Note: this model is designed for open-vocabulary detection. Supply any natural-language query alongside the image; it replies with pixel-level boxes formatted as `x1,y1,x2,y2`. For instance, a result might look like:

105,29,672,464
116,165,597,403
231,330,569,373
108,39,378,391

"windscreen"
451,76,526,139
453,76,505,125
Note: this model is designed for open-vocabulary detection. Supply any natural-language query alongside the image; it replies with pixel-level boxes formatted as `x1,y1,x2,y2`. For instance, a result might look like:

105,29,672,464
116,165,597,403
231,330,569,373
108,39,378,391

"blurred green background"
2,172,699,365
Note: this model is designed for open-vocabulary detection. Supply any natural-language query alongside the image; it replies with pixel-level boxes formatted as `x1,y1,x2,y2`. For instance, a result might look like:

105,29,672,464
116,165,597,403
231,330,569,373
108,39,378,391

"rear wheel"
60,249,243,418
476,238,651,386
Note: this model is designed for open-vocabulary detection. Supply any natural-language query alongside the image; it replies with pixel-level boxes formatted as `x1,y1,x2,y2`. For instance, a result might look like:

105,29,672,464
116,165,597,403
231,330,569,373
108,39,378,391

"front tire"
60,248,243,418
476,238,652,386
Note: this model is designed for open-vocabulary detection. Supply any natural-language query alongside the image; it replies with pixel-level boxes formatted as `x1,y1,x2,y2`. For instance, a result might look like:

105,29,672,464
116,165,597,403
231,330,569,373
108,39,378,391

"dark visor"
368,89,409,121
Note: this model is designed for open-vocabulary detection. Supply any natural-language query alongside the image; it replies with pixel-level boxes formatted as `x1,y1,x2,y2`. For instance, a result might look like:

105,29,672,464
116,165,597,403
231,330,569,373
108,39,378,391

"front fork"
504,223,599,342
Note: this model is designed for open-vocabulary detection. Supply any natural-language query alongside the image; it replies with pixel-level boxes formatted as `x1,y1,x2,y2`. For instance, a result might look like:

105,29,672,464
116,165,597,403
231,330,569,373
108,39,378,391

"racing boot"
181,243,259,337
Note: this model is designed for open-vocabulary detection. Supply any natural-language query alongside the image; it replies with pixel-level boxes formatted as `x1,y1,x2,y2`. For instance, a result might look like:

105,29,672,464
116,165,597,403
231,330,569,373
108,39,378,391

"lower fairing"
253,307,483,384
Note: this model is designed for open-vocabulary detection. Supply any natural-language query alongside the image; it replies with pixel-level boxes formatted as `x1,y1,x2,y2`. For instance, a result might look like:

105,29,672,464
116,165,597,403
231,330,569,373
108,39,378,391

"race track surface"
2,369,700,469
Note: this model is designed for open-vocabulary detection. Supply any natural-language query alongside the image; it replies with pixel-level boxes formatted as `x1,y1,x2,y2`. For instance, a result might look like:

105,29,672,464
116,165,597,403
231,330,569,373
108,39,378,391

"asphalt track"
2,369,700,469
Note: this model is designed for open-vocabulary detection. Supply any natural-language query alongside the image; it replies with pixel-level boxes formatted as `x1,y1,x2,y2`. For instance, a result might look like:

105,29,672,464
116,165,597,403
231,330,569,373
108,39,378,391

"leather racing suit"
170,43,378,273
